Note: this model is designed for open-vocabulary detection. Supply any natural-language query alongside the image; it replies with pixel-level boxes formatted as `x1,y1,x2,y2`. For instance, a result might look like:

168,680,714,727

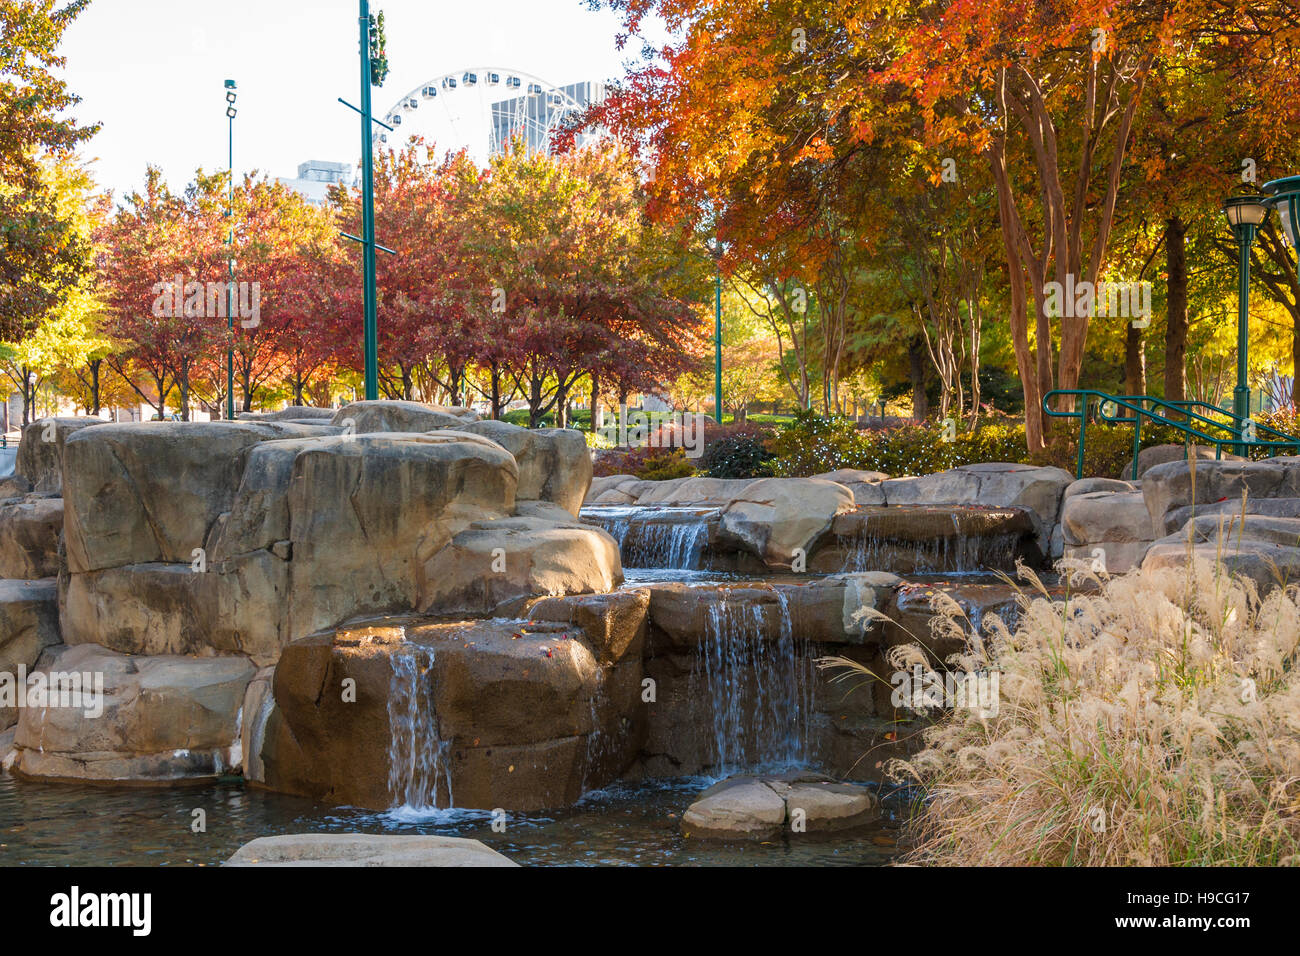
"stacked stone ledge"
0,403,618,797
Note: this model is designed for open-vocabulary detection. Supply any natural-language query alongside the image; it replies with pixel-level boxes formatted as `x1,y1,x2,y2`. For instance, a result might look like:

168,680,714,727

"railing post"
1131,416,1142,481
1076,398,1088,479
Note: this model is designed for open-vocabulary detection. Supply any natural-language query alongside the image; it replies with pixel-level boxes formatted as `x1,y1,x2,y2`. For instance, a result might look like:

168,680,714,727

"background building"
276,159,355,206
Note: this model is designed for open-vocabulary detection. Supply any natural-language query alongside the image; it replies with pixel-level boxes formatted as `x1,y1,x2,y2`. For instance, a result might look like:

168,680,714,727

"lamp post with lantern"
1222,193,1270,446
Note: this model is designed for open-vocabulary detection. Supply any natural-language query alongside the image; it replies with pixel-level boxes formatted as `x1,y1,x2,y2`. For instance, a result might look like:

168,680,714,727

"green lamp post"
358,0,379,400
1223,193,1270,450
224,80,237,420
709,237,723,424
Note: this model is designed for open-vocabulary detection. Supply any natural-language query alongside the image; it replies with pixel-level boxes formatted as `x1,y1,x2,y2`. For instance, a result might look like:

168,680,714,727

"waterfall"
836,530,1021,574
386,644,450,811
582,506,715,569
691,588,813,775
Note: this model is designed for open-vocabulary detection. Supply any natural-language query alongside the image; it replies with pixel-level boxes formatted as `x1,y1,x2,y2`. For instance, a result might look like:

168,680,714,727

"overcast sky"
57,0,656,200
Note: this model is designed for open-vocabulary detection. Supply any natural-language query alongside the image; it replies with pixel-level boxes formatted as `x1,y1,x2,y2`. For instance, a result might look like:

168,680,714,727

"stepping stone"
681,771,878,840
223,834,517,867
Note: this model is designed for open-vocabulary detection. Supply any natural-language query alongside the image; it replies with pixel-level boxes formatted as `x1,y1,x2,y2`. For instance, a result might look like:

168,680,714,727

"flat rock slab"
681,771,877,840
224,834,517,867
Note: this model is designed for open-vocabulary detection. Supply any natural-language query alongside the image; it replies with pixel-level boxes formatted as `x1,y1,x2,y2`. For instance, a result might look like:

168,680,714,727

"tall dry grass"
847,558,1300,865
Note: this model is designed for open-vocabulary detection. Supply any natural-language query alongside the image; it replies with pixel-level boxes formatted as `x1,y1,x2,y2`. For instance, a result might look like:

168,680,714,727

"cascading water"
832,507,1029,574
836,531,1022,574
690,588,814,775
582,506,715,569
386,644,450,812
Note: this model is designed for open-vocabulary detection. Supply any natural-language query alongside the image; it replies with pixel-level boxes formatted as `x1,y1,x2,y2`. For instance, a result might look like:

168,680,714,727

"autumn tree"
0,0,98,343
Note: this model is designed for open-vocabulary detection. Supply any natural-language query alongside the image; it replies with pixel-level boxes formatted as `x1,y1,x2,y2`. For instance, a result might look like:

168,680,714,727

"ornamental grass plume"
858,558,1300,865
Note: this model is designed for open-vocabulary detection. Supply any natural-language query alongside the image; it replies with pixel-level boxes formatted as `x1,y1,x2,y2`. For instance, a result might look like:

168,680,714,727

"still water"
0,773,904,867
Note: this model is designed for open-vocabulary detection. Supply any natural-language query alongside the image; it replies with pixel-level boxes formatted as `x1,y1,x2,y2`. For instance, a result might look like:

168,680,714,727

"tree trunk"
1125,323,1147,396
1163,214,1188,402
179,367,191,422
555,380,568,429
909,336,930,421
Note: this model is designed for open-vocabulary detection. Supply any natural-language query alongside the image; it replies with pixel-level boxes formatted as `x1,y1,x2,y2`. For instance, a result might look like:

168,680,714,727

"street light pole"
359,0,378,400
712,240,723,424
1223,193,1269,452
224,80,237,420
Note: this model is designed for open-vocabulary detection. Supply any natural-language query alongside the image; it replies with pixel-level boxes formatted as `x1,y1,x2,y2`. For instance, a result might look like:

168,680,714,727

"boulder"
238,406,335,422
585,474,639,505
260,615,639,810
1142,513,1300,593
1142,457,1300,535
60,554,286,665
765,774,880,834
331,400,478,434
1120,443,1243,481
1162,496,1300,535
1060,489,1155,574
61,420,333,574
459,419,592,516
9,643,254,782
523,587,650,665
15,416,105,494
0,496,62,578
224,834,517,867
680,775,788,840
813,468,889,505
419,514,621,616
584,475,758,508
680,771,878,840
0,475,32,499
632,476,757,507
717,477,855,568
1064,477,1138,500
0,578,60,729
218,431,517,646
62,429,521,661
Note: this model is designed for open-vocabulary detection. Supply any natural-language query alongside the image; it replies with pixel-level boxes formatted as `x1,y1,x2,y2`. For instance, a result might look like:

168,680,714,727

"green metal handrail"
1043,388,1300,479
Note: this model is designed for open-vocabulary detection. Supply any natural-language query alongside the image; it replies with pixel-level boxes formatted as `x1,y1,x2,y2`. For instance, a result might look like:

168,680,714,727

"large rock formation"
8,643,254,782
60,427,520,663
256,589,648,810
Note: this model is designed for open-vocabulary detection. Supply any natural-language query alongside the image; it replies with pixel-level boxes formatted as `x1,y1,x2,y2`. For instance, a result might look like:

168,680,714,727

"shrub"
828,558,1300,865
636,448,697,481
592,445,697,481
768,411,1028,477
699,433,774,478
769,410,1207,479
766,410,874,476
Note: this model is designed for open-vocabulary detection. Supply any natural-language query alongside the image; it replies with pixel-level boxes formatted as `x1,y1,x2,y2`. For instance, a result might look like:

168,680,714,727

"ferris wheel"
377,67,602,167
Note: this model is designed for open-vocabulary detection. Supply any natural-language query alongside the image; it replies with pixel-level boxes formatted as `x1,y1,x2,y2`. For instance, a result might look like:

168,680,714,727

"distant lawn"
498,409,797,428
